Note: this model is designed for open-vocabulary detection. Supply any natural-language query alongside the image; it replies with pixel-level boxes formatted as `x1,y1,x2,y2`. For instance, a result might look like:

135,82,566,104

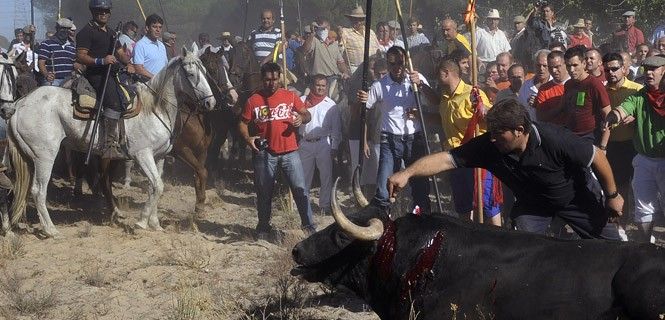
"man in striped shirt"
37,18,78,86
249,9,281,65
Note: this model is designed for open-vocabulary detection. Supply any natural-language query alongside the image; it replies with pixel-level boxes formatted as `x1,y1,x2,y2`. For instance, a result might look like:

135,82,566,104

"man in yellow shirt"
420,59,502,226
602,52,643,240
440,18,471,57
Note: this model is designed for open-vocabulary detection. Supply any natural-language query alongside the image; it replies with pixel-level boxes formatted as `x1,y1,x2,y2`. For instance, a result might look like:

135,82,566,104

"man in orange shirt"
536,50,569,125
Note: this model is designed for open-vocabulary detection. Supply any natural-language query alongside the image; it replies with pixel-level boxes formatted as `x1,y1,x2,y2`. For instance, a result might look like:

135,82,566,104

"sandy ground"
0,164,381,320
0,161,662,320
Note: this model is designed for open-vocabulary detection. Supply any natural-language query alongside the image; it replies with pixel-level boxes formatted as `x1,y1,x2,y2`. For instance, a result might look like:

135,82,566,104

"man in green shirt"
606,55,665,242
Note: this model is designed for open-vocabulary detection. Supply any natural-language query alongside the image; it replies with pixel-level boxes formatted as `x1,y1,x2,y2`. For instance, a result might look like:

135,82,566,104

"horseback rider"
75,0,130,159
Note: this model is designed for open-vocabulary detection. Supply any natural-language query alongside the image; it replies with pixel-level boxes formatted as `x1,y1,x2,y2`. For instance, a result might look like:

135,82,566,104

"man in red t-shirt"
536,50,570,126
239,62,315,241
560,46,611,144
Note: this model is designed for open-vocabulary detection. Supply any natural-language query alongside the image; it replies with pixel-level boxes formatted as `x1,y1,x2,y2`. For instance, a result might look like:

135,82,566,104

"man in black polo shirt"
76,0,130,159
388,98,623,239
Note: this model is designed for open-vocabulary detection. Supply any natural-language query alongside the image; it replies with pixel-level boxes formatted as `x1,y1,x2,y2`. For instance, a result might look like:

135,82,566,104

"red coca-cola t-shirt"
241,88,306,154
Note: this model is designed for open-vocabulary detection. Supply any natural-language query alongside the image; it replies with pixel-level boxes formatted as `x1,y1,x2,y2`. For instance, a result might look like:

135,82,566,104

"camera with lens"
254,138,269,151
535,0,548,7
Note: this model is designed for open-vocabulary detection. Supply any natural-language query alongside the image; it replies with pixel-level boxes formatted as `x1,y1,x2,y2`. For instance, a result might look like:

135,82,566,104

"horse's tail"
8,132,31,226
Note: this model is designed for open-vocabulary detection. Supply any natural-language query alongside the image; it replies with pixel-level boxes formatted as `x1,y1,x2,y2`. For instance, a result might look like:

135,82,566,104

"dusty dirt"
0,163,381,320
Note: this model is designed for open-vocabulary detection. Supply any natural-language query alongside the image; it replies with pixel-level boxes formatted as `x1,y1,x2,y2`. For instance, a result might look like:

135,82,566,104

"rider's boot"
102,109,124,159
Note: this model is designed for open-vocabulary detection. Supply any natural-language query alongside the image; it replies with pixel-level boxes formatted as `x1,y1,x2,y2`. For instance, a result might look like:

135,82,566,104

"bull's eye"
334,230,351,247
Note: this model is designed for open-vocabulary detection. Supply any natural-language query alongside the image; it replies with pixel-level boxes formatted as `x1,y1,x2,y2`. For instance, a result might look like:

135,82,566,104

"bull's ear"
182,46,188,58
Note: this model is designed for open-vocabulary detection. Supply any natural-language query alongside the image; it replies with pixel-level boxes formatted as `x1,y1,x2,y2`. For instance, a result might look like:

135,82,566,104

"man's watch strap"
606,191,620,199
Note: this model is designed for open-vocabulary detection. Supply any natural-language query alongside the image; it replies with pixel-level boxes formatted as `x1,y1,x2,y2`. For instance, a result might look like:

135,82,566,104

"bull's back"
394,215,647,319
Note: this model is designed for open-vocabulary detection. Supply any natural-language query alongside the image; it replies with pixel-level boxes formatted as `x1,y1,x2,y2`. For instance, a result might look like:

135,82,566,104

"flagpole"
466,0,485,224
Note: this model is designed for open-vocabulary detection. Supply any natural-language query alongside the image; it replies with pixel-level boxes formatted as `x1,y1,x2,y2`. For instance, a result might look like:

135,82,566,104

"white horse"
1,48,216,238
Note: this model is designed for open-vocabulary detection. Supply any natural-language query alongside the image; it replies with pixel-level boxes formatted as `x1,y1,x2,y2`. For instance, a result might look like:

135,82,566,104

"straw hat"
572,19,586,28
513,15,526,24
218,31,231,39
345,5,366,19
486,9,501,19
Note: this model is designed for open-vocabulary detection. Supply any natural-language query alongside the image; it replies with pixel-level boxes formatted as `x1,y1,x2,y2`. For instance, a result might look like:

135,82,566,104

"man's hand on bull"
606,193,624,217
103,55,117,65
356,90,369,104
388,170,411,203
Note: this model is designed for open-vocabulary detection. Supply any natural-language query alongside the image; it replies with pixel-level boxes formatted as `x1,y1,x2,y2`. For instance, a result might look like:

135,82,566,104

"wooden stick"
468,1,484,224
135,0,147,21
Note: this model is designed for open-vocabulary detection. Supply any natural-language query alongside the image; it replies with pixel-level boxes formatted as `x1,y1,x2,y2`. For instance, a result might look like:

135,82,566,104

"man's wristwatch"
606,191,620,199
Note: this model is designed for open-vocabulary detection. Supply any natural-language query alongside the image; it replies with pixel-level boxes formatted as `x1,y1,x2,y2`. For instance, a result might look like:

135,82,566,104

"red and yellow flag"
463,0,476,26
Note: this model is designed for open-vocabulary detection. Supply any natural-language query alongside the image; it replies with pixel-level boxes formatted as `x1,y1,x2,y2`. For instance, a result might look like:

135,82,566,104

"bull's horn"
332,177,384,241
352,166,370,207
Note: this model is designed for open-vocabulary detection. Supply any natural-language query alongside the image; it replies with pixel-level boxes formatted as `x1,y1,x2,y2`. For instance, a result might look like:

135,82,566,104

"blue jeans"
253,149,315,231
40,78,66,86
513,168,620,240
373,132,431,212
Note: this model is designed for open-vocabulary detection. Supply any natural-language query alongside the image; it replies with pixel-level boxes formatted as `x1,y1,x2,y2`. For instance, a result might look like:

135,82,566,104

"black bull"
292,180,665,319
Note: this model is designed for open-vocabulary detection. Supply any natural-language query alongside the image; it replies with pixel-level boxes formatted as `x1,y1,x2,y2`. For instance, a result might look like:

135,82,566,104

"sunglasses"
604,66,621,72
93,10,111,15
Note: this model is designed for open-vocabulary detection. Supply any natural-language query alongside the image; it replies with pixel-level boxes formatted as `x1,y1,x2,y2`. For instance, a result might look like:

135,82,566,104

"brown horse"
170,47,236,215
208,41,262,176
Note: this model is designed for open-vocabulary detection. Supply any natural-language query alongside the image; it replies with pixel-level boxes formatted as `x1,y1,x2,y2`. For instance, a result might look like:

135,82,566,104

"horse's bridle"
0,61,18,104
177,60,216,110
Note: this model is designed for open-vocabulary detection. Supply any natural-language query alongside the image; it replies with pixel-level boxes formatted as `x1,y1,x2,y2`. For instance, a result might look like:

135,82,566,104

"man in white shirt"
476,9,512,63
518,49,552,119
298,75,341,214
357,46,431,212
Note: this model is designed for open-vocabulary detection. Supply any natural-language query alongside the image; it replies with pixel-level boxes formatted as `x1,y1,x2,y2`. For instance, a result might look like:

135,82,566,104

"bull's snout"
292,245,301,263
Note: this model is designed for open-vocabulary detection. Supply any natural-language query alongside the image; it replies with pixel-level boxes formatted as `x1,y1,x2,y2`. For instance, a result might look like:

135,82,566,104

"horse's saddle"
70,73,142,121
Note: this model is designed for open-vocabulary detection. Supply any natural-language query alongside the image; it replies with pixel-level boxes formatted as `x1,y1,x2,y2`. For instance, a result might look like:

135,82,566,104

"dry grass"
160,238,211,270
0,235,26,260
0,271,58,316
80,260,107,287
77,221,93,238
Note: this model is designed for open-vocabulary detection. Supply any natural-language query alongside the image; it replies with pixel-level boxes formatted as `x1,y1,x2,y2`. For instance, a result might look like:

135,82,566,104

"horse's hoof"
113,208,128,219
148,216,163,231
134,220,149,230
45,229,64,239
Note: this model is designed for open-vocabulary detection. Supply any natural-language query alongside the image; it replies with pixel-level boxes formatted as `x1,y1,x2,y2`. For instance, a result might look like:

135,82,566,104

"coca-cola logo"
254,103,293,122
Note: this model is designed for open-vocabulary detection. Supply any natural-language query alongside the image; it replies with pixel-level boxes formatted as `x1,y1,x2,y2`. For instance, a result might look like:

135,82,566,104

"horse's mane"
138,53,198,113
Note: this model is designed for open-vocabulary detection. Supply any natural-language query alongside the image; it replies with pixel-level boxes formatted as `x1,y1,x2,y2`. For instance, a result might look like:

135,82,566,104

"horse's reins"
143,60,215,142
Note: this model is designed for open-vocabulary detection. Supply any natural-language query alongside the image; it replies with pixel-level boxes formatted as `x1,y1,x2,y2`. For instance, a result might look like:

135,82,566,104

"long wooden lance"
279,0,288,87
135,0,147,21
357,0,373,174
242,0,249,41
394,0,444,213
465,0,484,224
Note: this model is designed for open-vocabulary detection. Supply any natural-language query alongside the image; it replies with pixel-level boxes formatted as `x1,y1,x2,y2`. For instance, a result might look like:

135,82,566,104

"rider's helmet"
89,0,112,10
